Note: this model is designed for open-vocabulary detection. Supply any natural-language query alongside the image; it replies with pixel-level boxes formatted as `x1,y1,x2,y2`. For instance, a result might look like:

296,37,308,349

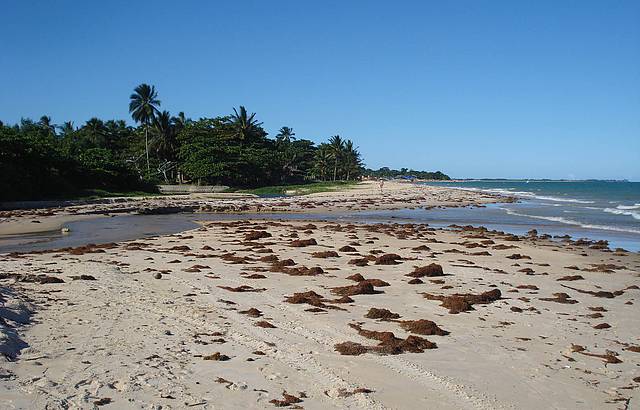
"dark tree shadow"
0,285,33,360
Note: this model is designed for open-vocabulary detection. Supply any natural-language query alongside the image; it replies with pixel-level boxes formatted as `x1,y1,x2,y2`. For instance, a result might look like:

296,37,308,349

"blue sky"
2,1,639,180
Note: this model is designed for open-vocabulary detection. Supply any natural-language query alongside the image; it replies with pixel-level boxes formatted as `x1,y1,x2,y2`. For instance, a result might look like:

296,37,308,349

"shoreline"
0,181,510,237
1,181,638,254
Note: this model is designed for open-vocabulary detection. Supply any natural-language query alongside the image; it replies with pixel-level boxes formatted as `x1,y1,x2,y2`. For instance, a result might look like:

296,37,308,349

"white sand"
1,215,639,409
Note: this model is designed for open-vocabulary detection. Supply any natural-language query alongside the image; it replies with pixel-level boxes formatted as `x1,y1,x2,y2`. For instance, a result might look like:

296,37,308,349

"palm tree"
342,140,362,180
227,106,262,141
275,126,295,145
153,111,177,159
313,144,331,181
328,135,344,181
129,84,161,172
172,111,190,133
39,116,55,135
84,118,106,146
57,121,75,137
152,110,179,182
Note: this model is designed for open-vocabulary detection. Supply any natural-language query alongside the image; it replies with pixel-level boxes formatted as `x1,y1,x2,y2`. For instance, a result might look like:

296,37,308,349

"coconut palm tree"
313,144,332,181
275,126,295,145
129,84,161,173
153,111,178,160
57,121,75,137
172,111,190,134
328,135,344,181
342,139,362,180
39,116,55,135
84,117,106,146
152,110,179,182
228,106,262,141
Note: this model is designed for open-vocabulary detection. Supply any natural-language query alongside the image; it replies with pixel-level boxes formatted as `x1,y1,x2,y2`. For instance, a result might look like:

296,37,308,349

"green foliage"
241,181,359,196
177,116,284,186
364,167,451,180
0,83,450,201
0,118,153,201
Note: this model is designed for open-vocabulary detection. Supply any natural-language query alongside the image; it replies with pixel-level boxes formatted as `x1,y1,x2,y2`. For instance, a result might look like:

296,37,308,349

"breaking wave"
502,208,640,234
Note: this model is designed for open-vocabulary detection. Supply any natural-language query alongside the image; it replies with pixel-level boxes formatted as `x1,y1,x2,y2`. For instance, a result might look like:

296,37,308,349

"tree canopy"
0,83,448,201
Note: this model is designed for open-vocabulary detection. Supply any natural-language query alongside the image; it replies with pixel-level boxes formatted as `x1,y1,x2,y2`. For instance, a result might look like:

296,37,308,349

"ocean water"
421,180,640,250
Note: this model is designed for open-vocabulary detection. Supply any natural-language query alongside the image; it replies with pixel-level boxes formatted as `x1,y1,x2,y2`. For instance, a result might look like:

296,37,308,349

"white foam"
616,203,640,210
446,186,595,204
604,207,640,220
502,208,640,234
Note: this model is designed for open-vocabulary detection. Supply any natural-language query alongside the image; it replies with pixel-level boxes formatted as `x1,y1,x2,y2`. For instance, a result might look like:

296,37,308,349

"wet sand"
1,183,639,409
0,181,505,236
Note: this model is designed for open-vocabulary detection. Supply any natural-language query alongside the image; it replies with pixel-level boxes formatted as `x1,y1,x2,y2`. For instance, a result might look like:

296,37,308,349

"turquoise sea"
421,180,640,250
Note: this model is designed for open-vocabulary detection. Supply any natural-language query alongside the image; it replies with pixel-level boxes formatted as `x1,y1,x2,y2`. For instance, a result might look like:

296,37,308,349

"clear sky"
2,1,639,180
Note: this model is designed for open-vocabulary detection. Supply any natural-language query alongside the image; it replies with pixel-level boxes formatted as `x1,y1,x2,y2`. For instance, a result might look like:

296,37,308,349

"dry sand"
1,183,639,409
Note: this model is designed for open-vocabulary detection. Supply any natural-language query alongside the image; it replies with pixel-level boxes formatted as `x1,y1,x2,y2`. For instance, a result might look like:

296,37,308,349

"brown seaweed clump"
406,263,444,278
580,351,621,363
335,341,368,356
286,291,327,307
244,230,272,241
269,259,296,271
422,289,501,314
284,291,349,310
557,275,584,281
399,319,449,336
365,308,401,320
270,392,302,407
374,253,403,265
255,320,276,328
506,253,531,260
348,258,370,267
239,308,263,317
560,284,621,298
70,274,96,281
493,244,518,250
583,263,624,273
331,281,381,297
203,352,230,361
274,265,324,276
539,292,578,304
334,324,437,356
290,238,318,247
15,274,65,284
339,245,358,252
346,273,366,282
244,273,267,279
217,285,266,293
335,387,374,397
312,251,339,258
345,274,390,288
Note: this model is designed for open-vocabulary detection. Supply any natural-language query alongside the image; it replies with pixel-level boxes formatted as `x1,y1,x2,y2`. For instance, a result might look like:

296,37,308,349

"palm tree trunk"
333,160,338,181
144,124,150,173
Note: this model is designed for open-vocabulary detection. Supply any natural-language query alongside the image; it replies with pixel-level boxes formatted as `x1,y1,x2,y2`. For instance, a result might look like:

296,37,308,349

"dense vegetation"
0,84,365,201
364,167,450,180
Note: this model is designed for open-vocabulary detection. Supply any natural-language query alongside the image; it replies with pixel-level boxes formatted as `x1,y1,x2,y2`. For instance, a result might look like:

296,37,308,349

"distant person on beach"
379,179,384,194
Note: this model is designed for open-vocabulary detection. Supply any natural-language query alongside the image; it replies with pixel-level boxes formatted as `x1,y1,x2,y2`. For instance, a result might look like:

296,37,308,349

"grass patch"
73,189,164,200
240,181,359,196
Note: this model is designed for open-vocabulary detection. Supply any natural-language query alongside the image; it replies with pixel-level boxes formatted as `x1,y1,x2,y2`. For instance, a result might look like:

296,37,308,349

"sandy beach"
1,183,639,409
